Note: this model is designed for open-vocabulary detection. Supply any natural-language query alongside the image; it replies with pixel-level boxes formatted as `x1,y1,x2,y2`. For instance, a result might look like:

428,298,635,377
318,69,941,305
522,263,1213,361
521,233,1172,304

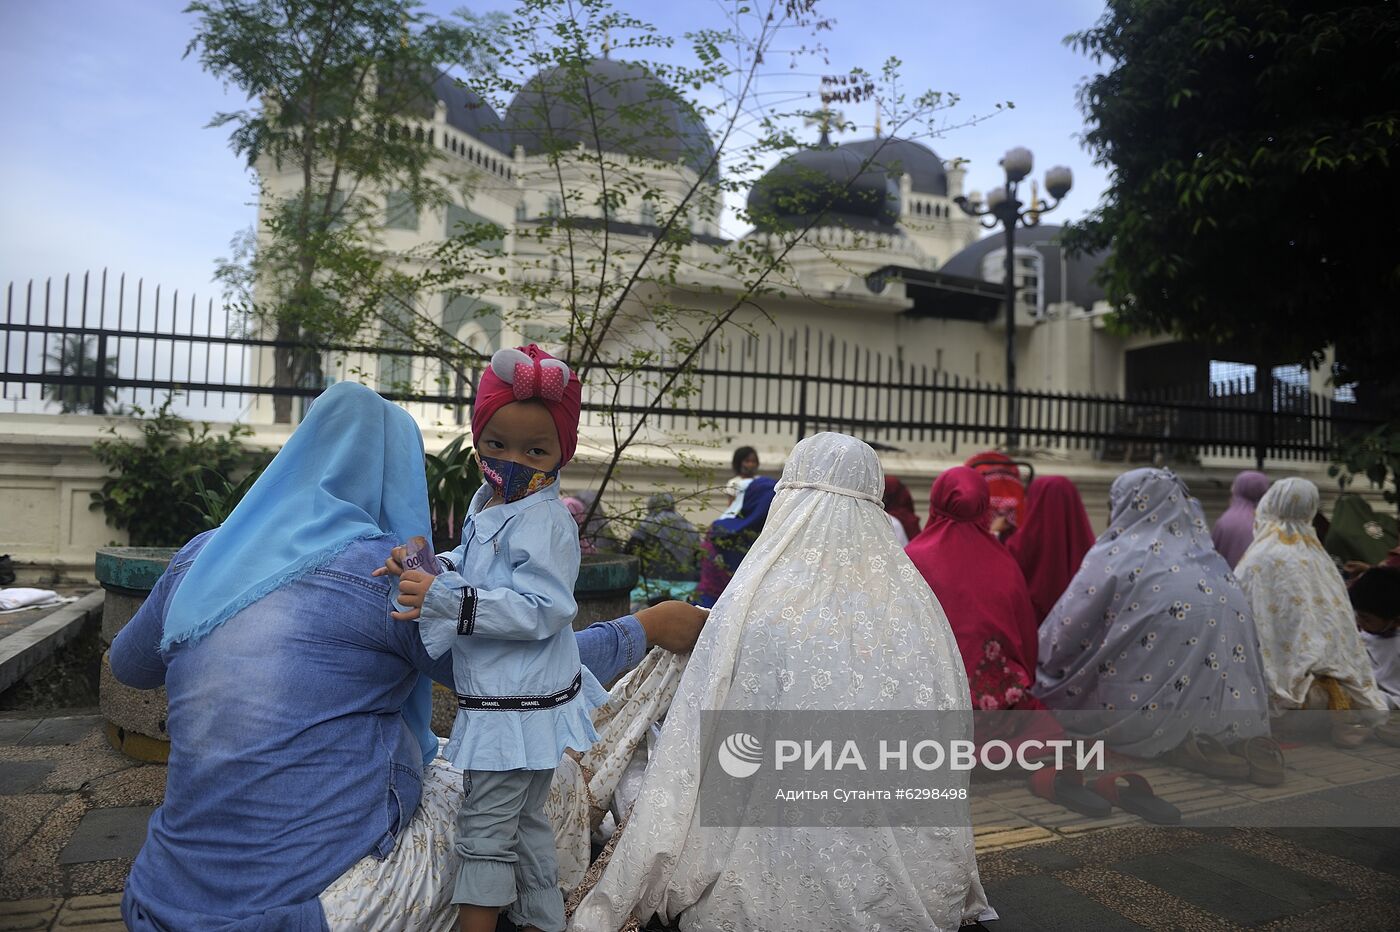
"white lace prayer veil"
571,432,989,932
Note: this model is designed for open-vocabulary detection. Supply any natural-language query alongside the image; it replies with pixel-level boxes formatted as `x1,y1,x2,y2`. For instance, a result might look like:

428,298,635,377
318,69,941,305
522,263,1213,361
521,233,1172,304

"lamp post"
955,149,1072,449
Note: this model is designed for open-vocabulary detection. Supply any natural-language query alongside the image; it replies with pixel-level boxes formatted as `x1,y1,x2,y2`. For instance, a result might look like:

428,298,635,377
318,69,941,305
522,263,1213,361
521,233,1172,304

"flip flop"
1165,733,1250,780
1029,768,1112,818
1374,721,1400,748
1230,736,1285,786
1091,771,1181,825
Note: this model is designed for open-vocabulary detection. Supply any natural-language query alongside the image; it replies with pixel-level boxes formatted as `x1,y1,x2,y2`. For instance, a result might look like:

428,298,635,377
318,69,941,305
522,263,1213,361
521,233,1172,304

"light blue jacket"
417,481,609,770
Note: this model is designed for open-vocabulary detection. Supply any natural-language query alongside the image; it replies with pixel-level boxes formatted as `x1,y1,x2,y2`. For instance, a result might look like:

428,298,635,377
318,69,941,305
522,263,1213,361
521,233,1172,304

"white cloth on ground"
0,588,65,612
571,431,989,932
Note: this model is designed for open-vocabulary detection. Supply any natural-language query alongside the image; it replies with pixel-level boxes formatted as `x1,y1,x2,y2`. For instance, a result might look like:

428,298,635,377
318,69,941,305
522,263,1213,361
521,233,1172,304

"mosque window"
377,296,415,393
640,201,657,227
545,194,562,217
981,247,1045,317
385,190,418,231
446,203,504,253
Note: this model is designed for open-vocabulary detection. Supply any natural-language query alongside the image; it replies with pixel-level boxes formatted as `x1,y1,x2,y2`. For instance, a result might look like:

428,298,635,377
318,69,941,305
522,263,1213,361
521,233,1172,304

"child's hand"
391,570,433,621
372,546,409,579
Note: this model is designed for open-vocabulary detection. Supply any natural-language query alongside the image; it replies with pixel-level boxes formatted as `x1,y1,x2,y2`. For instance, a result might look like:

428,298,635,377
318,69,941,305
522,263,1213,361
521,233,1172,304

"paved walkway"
3,711,1399,930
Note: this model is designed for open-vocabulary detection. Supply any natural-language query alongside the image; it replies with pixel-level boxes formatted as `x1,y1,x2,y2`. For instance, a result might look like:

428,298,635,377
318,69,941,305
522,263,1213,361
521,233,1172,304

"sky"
0,0,1111,312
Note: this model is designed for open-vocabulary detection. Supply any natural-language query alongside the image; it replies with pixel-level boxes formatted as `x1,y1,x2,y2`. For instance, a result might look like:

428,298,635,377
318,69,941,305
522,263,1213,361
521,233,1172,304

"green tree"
42,334,120,414
187,0,498,422
1061,0,1400,413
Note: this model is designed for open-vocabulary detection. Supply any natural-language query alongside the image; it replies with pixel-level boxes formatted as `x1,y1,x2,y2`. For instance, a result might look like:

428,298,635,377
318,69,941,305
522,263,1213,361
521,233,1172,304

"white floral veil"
571,432,989,932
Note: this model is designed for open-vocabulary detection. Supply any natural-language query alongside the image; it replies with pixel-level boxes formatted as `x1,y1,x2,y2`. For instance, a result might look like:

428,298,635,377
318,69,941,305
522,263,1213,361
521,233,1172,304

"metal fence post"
92,332,108,415
796,377,808,440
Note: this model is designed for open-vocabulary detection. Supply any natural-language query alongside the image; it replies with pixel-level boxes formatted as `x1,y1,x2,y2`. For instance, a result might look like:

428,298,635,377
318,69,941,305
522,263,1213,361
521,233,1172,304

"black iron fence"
1,270,1382,466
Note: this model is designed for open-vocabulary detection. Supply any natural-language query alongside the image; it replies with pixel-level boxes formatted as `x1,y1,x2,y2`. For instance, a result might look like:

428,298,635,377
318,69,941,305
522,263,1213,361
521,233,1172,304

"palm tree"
41,335,121,414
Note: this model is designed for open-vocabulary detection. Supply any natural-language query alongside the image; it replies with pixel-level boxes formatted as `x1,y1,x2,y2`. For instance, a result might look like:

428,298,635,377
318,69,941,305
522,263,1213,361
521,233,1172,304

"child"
382,345,606,932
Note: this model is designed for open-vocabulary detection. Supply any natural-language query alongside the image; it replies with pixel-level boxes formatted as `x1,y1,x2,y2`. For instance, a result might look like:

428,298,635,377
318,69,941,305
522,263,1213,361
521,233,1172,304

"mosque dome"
746,140,901,233
430,74,507,149
840,136,949,196
940,224,1107,310
503,58,716,176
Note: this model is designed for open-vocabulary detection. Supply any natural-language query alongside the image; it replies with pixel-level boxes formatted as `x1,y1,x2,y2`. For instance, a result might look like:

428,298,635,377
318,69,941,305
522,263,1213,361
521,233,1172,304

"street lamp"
955,149,1072,449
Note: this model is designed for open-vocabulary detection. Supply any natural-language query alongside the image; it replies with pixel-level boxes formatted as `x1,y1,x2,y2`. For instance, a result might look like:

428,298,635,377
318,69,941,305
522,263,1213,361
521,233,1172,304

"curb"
0,590,104,694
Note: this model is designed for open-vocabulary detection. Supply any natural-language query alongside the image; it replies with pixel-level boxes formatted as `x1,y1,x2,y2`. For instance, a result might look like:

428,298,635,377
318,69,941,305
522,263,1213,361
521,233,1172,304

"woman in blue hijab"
696,476,778,607
110,382,699,931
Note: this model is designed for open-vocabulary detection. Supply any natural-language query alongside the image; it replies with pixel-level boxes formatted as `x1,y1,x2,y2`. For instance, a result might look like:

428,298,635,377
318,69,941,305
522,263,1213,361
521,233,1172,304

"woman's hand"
371,546,409,579
635,601,709,653
390,570,433,621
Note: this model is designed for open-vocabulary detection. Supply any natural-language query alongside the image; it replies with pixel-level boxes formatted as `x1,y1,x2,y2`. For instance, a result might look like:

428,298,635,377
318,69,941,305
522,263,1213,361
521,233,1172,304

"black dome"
841,137,948,196
386,71,507,150
504,59,716,176
940,224,1107,310
746,143,901,233
431,74,507,149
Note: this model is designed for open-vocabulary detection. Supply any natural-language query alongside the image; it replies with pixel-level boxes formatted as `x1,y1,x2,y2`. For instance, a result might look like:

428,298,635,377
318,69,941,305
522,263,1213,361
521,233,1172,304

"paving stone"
1267,826,1400,879
18,716,104,748
58,806,153,864
0,760,56,795
1116,841,1354,924
54,893,125,929
980,873,1148,931
0,720,37,746
0,898,60,931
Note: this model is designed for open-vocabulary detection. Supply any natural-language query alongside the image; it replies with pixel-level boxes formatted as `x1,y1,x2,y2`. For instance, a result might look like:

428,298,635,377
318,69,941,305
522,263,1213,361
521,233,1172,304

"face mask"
478,452,559,503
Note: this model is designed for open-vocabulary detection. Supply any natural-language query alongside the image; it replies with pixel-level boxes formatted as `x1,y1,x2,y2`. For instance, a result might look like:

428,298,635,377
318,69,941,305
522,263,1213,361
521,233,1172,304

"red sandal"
1090,771,1181,825
1028,767,1112,818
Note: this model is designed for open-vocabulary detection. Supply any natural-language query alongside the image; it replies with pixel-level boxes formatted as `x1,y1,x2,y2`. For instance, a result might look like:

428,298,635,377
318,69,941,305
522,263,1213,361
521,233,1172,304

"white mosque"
253,58,1336,436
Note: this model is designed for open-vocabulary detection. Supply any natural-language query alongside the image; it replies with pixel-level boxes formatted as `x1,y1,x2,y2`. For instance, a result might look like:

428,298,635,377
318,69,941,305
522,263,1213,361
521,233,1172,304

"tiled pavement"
3,710,1399,930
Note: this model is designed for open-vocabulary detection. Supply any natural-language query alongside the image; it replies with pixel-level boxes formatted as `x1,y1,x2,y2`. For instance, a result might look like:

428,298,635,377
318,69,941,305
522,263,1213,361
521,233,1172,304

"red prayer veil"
882,476,921,541
906,468,1062,761
1006,476,1096,625
964,451,1026,532
906,469,1042,712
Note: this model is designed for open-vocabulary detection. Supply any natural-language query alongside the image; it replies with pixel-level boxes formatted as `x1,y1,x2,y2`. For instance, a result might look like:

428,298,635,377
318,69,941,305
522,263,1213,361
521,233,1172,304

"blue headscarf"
711,476,778,572
162,381,439,765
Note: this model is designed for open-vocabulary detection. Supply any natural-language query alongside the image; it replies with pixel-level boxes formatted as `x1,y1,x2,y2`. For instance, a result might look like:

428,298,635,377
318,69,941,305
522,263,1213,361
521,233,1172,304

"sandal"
1229,736,1285,786
1165,733,1250,780
1374,720,1400,748
1028,768,1111,818
1090,771,1181,824
1331,719,1370,749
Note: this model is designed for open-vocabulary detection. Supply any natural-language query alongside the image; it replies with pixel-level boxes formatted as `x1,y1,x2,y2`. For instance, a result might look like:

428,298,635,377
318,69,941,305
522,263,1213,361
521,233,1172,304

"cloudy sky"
0,0,1110,304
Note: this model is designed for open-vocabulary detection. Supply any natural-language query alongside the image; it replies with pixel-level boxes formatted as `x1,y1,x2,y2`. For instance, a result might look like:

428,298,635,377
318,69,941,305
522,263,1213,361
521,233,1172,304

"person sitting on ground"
1006,475,1097,625
905,467,1067,766
625,492,703,604
110,380,707,932
716,446,761,521
572,432,990,931
964,450,1026,540
562,496,597,555
1034,468,1272,769
1349,565,1400,712
695,476,777,608
1235,478,1387,744
882,475,921,547
1211,470,1270,568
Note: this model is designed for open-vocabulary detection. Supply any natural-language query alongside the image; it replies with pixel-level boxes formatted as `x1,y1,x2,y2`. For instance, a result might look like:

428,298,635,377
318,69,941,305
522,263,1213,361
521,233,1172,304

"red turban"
471,345,583,468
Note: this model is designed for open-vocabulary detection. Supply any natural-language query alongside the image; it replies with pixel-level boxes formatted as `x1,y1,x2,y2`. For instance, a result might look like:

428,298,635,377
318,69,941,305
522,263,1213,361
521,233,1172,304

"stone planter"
95,546,178,762
572,553,640,630
428,553,641,735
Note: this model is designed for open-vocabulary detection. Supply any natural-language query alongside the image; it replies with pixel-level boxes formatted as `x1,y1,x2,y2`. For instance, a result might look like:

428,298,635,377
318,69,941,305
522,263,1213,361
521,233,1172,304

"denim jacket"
112,530,647,932
417,481,609,770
